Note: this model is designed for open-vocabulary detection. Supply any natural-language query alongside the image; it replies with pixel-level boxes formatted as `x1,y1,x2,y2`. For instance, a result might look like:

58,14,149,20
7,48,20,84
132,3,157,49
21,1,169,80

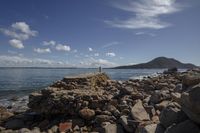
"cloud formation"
55,44,71,51
88,47,93,52
34,48,51,54
80,58,116,67
102,41,120,48
0,55,71,67
9,39,24,49
106,52,116,57
1,22,37,40
106,0,182,29
43,40,56,46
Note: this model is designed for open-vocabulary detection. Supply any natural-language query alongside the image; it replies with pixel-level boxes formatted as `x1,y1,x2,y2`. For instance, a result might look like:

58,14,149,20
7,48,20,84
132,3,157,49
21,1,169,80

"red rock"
59,122,72,132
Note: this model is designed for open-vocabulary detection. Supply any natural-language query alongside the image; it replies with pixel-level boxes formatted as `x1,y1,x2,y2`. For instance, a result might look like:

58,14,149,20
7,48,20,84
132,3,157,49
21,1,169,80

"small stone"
19,128,31,133
59,122,72,132
79,108,95,120
131,100,150,121
104,124,125,133
119,115,135,133
95,115,113,124
136,124,165,133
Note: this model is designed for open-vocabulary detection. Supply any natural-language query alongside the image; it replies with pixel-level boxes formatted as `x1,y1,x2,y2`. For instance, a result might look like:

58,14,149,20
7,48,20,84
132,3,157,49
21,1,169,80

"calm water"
0,68,164,99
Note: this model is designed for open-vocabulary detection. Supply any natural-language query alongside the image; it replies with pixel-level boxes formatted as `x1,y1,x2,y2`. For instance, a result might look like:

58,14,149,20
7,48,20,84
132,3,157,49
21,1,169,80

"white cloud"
135,31,156,37
11,22,37,36
106,52,116,57
43,40,56,46
94,53,99,56
0,29,30,40
55,44,71,51
0,22,37,40
79,58,117,67
0,55,72,67
102,41,119,48
88,47,93,52
9,39,24,49
34,48,51,54
106,0,183,29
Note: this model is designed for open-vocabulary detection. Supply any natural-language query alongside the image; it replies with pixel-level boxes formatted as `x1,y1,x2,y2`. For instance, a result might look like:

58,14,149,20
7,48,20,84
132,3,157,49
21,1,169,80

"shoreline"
0,68,200,132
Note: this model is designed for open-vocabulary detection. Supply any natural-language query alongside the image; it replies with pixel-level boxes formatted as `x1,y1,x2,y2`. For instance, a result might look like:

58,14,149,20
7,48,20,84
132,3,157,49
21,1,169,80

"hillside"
114,57,197,69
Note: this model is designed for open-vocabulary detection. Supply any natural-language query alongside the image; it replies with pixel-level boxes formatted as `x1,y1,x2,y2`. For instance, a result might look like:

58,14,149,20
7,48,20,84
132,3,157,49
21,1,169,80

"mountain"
114,57,197,69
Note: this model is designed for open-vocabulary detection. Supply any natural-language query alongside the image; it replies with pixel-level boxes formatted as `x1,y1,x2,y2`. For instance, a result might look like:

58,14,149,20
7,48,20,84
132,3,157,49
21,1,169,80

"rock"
155,101,170,111
79,108,95,120
182,73,200,87
19,128,31,133
0,107,14,124
136,124,165,133
95,115,114,124
165,120,200,133
50,125,58,133
28,73,110,114
121,86,135,95
150,91,162,104
181,83,200,124
104,124,124,133
163,67,178,75
119,115,135,133
159,102,188,128
171,92,181,103
5,119,25,130
131,100,150,121
59,121,72,132
31,127,41,133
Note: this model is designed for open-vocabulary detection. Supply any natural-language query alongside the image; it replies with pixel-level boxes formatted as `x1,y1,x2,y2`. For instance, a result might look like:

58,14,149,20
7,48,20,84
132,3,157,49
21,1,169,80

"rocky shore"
1,69,200,133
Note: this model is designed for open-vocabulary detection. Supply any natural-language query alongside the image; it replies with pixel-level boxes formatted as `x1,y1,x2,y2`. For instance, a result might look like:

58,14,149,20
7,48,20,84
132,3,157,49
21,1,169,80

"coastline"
0,68,200,132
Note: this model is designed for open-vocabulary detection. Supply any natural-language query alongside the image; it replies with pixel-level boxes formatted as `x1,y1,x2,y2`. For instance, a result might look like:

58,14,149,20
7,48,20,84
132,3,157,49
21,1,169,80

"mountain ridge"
114,57,197,69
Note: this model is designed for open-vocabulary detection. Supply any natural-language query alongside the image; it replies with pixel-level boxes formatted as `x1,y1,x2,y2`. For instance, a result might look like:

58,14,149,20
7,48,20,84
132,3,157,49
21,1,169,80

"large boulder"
165,120,200,133
131,100,150,121
182,72,200,87
159,102,187,128
181,83,200,124
0,107,14,125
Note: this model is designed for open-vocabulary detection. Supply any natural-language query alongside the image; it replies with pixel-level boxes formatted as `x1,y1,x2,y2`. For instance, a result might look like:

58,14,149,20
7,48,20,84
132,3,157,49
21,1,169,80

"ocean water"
0,68,164,100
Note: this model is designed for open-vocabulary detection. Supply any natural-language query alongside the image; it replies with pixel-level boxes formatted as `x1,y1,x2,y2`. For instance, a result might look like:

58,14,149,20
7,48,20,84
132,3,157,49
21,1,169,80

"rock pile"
0,69,200,133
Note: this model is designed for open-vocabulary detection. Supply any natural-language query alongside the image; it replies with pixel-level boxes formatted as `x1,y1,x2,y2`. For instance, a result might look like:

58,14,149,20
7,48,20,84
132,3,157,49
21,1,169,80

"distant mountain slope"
114,57,197,69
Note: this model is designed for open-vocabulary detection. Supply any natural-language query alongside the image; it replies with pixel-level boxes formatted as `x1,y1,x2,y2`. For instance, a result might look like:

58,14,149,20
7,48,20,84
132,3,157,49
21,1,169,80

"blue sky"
0,0,200,67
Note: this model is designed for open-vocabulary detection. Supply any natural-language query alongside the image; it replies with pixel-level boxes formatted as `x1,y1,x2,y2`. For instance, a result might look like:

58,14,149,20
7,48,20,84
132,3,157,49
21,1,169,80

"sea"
0,68,165,108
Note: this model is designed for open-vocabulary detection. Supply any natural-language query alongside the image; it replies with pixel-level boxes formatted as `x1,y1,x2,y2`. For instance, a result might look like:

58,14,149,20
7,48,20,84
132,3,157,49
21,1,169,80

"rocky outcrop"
28,73,110,114
1,69,200,132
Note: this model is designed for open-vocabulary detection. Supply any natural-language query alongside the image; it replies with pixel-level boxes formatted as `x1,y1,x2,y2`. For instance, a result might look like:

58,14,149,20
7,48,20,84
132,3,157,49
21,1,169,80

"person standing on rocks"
98,66,102,73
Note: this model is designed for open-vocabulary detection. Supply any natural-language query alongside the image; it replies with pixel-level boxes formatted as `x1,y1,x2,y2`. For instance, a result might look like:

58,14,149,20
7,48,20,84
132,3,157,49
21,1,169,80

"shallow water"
0,68,164,100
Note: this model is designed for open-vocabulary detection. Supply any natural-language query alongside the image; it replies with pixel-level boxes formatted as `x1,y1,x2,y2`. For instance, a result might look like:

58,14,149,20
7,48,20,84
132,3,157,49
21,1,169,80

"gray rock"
181,83,200,124
136,124,165,133
119,115,135,133
104,124,124,133
131,100,150,121
182,73,200,87
5,119,25,130
95,115,114,124
79,108,95,120
165,120,200,133
159,102,188,128
19,128,31,133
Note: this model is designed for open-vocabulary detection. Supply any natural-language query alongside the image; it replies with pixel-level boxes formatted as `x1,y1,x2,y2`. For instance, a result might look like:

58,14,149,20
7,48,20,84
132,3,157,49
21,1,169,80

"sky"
0,0,200,67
